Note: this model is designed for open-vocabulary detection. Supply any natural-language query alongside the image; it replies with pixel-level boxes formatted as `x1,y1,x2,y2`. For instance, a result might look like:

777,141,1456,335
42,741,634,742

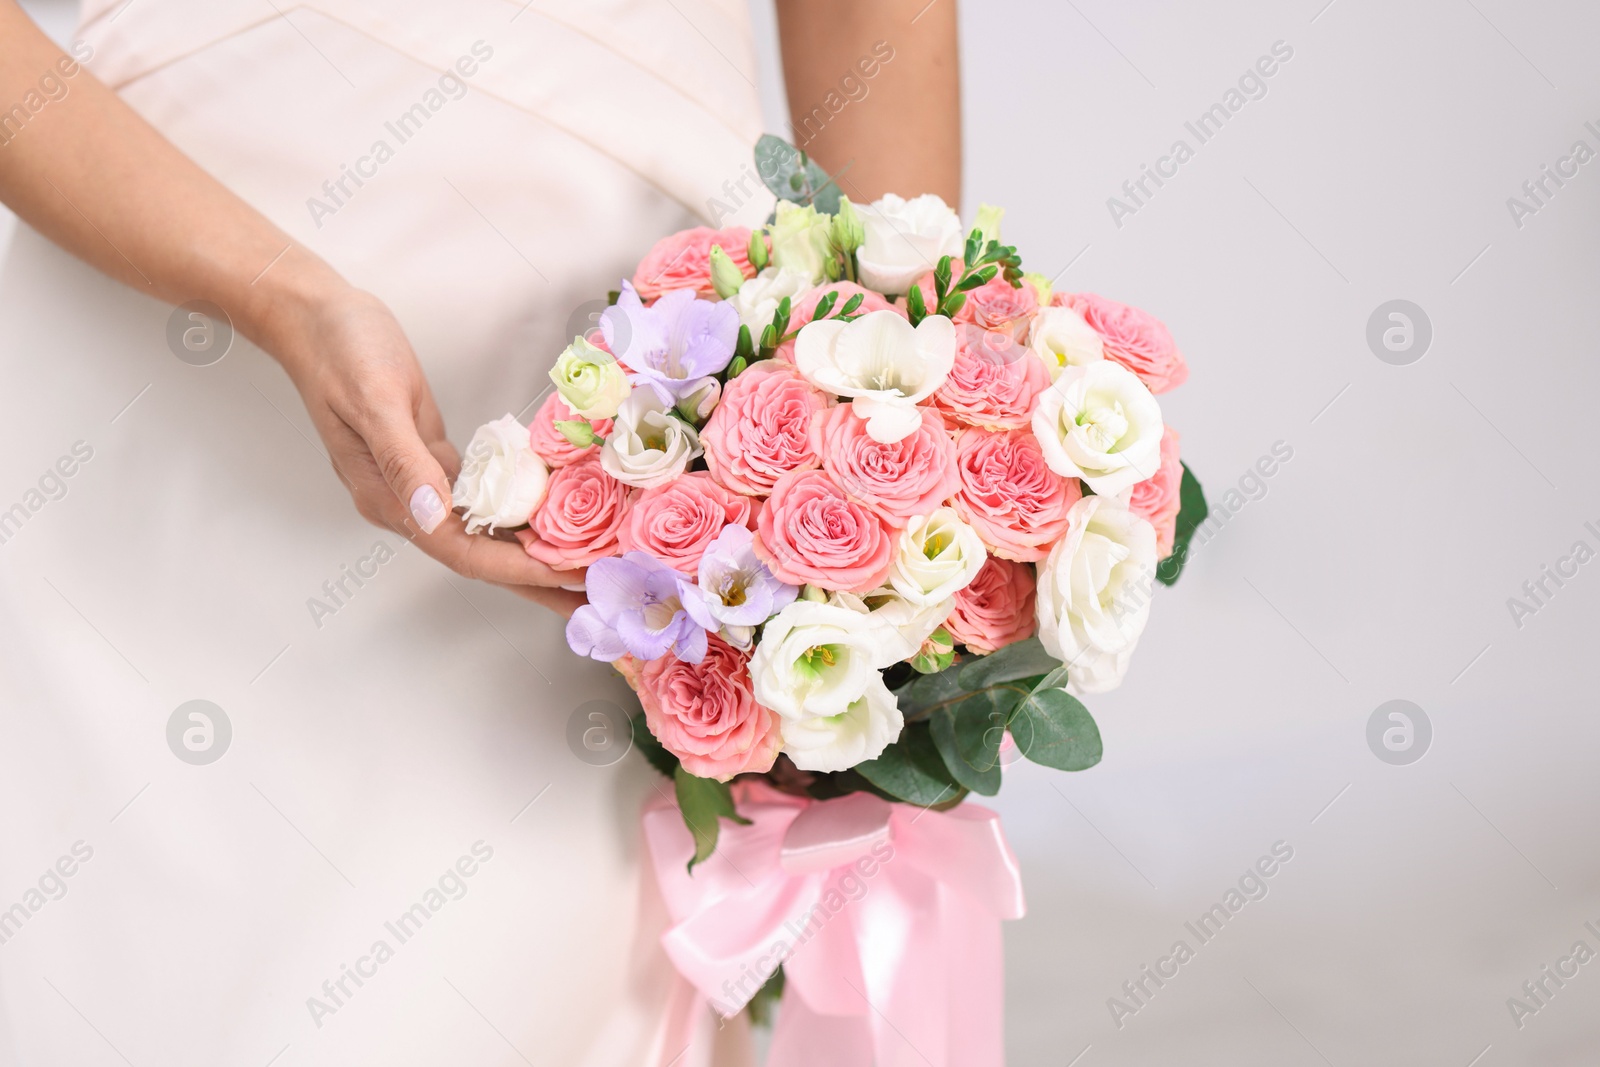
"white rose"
888,508,987,606
1028,305,1104,380
856,193,965,295
453,415,549,534
731,266,815,334
600,389,702,489
1036,495,1157,694
779,675,903,772
1031,360,1163,495
795,309,955,443
749,600,900,719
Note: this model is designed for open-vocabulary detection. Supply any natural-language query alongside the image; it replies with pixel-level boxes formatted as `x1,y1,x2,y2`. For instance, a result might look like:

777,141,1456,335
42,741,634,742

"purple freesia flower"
567,552,708,664
678,525,799,649
601,282,739,416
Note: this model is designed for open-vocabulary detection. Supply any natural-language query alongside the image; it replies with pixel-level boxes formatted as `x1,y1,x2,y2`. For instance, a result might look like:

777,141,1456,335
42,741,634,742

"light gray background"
9,1,1600,1064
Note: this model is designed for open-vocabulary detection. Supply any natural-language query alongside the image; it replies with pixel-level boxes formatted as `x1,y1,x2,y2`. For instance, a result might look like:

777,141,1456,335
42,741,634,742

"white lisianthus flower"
1036,495,1158,694
856,193,965,295
600,389,702,489
795,309,955,443
778,675,903,773
749,600,901,719
829,588,952,664
766,201,834,283
730,266,815,334
1028,305,1105,380
1031,360,1163,495
888,508,987,606
550,335,630,420
453,415,549,534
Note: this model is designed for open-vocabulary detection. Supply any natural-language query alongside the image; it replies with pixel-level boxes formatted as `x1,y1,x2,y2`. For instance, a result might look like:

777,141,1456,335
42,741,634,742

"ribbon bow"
643,781,1026,1066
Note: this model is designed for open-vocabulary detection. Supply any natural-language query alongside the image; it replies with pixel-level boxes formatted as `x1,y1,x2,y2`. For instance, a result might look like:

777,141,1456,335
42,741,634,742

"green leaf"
838,292,864,317
928,689,1014,796
956,636,1062,690
856,721,964,806
674,766,750,871
891,660,971,718
631,712,677,778
812,291,838,321
1156,462,1209,587
754,134,807,201
940,292,967,320
1008,680,1103,772
746,967,785,1027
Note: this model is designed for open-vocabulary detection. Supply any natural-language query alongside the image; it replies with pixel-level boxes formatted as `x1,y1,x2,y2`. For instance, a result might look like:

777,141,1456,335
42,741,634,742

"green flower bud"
708,244,744,299
829,195,865,255
975,203,1005,246
748,230,770,272
553,419,601,448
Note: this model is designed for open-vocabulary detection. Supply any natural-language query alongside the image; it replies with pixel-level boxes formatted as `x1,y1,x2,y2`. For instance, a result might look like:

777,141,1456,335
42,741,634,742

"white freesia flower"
600,389,702,489
795,309,955,443
453,415,549,534
778,675,903,773
766,201,834,283
1036,495,1157,694
856,193,965,295
1028,304,1104,380
731,266,815,334
1031,360,1163,495
550,336,630,420
888,508,987,606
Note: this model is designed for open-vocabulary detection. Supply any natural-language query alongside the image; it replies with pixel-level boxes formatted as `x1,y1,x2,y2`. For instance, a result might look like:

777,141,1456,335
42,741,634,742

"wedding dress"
0,1,766,1063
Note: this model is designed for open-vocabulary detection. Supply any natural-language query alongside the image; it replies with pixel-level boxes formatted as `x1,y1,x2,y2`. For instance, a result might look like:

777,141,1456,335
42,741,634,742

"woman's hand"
275,286,574,590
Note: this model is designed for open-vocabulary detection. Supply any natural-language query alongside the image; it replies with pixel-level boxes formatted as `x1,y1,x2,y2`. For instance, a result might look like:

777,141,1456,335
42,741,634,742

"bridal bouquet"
453,137,1206,1057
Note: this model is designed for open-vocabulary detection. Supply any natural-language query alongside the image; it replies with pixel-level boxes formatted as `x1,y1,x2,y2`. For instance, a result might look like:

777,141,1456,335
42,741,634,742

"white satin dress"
0,2,767,1063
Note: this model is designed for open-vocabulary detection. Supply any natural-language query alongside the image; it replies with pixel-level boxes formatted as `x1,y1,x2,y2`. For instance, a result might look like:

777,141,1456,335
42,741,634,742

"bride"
0,0,956,1062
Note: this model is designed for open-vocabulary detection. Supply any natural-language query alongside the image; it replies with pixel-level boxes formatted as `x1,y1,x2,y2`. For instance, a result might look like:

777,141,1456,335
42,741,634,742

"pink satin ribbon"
643,781,1026,1067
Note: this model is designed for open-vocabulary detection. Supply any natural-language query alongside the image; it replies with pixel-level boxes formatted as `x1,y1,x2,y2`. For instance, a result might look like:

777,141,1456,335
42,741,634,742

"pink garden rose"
945,555,1037,654
951,428,1081,561
930,324,1052,430
755,468,896,593
528,393,613,468
618,471,754,577
1128,427,1183,558
818,404,960,526
774,282,902,362
701,361,830,496
638,633,781,781
1062,292,1188,394
632,226,757,302
516,457,630,570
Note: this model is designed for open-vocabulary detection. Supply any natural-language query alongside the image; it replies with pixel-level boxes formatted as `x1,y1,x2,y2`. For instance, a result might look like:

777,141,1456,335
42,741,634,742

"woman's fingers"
408,514,574,587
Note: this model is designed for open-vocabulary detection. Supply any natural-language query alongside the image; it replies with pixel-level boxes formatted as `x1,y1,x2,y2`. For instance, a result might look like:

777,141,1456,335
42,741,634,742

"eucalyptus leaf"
856,721,963,807
1008,682,1103,772
754,135,805,200
956,637,1062,690
929,689,1016,796
674,766,750,871
1156,462,1209,587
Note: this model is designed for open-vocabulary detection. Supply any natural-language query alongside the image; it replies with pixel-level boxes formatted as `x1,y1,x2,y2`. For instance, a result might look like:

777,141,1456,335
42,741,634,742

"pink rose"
528,393,613,468
1129,427,1182,558
774,282,902,363
1063,292,1188,394
945,555,1037,654
755,468,896,593
516,457,630,570
632,226,757,302
818,405,960,526
638,633,781,781
701,361,830,497
909,265,1035,335
930,324,1051,430
960,273,1040,337
951,428,1081,561
617,471,754,577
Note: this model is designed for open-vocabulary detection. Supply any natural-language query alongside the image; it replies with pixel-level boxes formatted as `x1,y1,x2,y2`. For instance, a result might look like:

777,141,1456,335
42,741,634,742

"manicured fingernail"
560,582,587,592
409,484,446,534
